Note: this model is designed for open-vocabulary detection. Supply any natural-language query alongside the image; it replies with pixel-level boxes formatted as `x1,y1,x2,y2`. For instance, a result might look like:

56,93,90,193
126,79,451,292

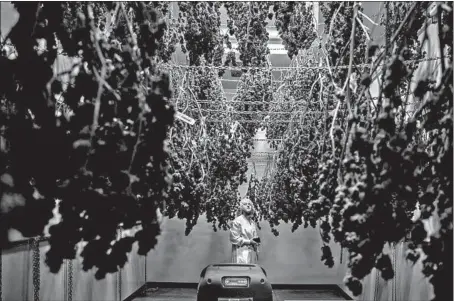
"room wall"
146,214,347,285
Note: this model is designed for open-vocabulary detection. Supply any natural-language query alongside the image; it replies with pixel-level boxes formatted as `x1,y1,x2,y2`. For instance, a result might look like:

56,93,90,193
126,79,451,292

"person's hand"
249,239,259,246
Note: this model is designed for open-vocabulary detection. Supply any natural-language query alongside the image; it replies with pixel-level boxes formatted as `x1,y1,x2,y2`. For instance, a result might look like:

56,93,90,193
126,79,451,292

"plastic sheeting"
355,243,433,301
1,226,146,301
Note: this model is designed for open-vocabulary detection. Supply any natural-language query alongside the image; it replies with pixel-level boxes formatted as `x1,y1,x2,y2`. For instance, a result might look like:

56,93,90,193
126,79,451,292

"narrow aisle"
132,286,350,301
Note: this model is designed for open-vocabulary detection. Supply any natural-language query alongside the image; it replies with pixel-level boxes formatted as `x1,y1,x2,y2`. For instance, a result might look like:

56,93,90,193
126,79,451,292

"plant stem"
345,3,358,117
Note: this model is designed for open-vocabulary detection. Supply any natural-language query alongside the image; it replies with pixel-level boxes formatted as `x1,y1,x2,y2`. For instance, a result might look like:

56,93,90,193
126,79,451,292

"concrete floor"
133,287,348,301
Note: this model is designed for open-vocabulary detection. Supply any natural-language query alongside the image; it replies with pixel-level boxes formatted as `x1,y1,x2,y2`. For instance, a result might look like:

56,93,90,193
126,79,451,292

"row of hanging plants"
251,2,452,301
0,2,174,279
164,62,252,235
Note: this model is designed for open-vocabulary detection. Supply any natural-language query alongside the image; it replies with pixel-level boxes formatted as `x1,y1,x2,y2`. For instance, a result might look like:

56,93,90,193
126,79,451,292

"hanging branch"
1,1,174,277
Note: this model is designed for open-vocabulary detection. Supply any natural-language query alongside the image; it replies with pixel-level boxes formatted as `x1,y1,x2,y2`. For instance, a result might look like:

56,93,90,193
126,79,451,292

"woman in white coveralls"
229,198,260,264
